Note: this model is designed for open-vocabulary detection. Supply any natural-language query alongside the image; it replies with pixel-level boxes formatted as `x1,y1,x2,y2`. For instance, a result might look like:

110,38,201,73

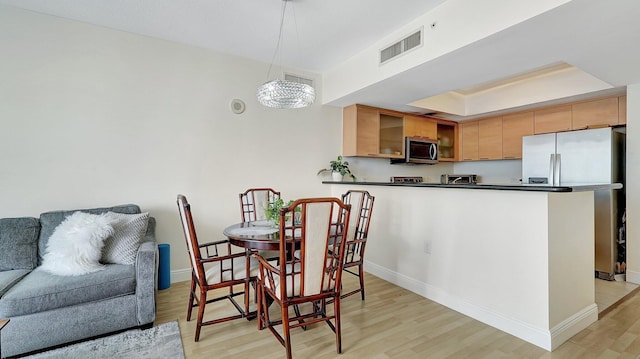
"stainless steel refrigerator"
522,127,626,279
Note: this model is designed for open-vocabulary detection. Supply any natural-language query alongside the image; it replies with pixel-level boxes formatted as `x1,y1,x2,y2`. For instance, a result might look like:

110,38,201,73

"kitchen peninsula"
326,181,620,351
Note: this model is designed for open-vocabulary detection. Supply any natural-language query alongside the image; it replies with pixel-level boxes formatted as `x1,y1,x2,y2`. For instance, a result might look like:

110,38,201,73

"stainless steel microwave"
390,137,438,164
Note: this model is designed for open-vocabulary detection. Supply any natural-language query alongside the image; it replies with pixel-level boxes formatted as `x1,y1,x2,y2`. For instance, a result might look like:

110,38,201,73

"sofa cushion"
0,264,136,317
0,217,40,270
0,269,31,297
38,204,141,264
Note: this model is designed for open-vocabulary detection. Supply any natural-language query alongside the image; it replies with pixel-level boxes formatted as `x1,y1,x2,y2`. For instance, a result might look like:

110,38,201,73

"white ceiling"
2,0,640,118
0,0,446,73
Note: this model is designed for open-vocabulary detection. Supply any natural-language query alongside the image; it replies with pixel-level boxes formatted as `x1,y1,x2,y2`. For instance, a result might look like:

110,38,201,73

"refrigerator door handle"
554,153,561,186
548,154,555,185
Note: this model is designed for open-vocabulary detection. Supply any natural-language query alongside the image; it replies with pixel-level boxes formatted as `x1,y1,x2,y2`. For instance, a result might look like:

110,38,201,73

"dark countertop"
323,181,623,192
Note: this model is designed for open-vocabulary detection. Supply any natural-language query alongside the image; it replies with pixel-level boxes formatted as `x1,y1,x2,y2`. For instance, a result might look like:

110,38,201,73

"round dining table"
223,220,282,251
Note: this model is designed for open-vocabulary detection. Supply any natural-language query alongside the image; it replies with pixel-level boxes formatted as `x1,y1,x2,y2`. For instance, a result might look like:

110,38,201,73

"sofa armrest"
135,217,157,325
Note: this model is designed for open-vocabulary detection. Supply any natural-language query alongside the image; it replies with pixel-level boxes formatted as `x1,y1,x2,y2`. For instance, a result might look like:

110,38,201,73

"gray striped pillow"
102,212,150,265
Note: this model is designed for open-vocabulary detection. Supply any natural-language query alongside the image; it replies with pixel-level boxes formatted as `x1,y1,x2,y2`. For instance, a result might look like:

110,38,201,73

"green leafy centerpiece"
265,198,297,228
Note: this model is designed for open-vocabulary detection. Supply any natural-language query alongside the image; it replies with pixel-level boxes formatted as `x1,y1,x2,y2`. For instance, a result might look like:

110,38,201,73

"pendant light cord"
265,0,288,81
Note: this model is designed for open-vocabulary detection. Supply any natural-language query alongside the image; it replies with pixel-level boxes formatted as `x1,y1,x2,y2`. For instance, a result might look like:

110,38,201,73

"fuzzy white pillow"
101,212,150,265
40,212,114,276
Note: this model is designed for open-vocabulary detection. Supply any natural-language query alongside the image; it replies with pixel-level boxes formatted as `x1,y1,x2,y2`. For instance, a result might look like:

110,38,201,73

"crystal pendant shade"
257,79,316,109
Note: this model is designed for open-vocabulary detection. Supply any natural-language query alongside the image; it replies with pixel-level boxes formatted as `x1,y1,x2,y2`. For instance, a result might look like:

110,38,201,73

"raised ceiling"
2,0,639,119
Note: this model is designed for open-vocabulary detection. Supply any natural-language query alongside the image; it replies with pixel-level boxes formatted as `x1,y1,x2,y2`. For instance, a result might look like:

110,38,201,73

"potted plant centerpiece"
264,198,301,228
317,155,356,182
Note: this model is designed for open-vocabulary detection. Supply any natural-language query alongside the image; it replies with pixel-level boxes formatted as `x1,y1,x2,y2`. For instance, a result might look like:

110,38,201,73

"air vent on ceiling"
284,73,313,86
380,28,423,65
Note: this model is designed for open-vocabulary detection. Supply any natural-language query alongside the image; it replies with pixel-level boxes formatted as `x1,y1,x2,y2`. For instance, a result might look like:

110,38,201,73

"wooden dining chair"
239,188,281,222
255,197,351,359
340,190,375,300
177,194,258,342
239,187,282,261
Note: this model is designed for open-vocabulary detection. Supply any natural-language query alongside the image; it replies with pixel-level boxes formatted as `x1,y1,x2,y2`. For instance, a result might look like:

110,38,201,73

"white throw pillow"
40,212,114,276
101,212,150,265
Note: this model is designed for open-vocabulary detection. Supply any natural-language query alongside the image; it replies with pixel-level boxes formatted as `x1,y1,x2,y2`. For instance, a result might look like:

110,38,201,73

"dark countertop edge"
323,181,574,192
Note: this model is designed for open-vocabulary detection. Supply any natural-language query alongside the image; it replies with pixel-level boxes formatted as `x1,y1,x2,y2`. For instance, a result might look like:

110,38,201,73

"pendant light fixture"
256,0,315,109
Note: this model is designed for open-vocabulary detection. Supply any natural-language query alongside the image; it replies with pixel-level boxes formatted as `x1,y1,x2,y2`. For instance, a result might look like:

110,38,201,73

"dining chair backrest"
278,197,351,298
239,188,281,222
339,190,374,300
341,190,374,245
255,197,352,358
177,194,207,285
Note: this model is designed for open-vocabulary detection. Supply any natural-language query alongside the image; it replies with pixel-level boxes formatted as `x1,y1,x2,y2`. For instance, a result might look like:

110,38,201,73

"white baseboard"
549,304,598,350
364,260,597,351
626,270,640,284
170,268,191,283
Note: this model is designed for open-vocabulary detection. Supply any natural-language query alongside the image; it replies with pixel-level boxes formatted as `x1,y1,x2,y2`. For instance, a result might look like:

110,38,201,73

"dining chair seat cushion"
260,262,335,299
204,255,259,285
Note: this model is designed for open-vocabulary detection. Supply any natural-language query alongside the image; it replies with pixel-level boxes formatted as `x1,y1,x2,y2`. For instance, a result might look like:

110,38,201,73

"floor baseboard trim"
626,270,640,285
364,260,595,352
549,304,598,350
169,268,191,284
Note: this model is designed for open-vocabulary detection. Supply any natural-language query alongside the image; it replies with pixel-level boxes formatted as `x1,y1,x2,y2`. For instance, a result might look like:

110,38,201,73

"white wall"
454,159,522,184
0,6,342,275
625,84,640,283
342,157,453,183
330,184,596,350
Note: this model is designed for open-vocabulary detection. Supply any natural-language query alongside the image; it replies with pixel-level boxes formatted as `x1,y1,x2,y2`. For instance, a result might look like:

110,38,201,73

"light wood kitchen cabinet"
502,112,534,159
378,111,404,156
619,95,627,124
572,97,619,130
534,105,572,134
461,120,479,161
342,104,379,157
478,117,503,160
343,104,435,159
437,120,457,161
404,115,437,140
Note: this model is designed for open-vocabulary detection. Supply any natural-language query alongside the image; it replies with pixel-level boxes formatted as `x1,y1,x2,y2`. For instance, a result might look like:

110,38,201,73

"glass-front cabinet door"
379,112,404,157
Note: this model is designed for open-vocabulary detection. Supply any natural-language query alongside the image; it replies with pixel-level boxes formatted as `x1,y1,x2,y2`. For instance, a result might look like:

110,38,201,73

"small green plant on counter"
317,155,356,181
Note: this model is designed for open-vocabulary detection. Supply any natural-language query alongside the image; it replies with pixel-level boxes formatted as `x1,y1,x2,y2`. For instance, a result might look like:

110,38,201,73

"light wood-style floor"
156,273,640,358
595,278,639,316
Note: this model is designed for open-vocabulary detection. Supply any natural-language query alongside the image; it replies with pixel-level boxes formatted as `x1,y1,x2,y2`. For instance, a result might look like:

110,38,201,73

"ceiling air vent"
284,73,313,87
380,28,423,65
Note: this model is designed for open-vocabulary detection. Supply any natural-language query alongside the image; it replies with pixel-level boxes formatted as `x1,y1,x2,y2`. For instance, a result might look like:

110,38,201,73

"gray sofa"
0,204,157,358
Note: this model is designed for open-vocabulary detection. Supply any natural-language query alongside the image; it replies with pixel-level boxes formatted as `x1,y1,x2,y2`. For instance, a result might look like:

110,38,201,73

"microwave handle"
430,143,437,160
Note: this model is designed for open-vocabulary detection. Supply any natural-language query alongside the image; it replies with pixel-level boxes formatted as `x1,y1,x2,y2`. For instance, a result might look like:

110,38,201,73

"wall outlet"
423,240,432,254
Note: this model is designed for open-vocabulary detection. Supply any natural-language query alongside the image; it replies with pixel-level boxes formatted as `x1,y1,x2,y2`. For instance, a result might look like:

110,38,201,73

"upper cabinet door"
478,117,503,160
534,105,572,134
572,97,619,130
404,115,437,140
502,112,534,159
342,104,379,157
437,120,457,161
461,121,479,161
379,112,404,157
